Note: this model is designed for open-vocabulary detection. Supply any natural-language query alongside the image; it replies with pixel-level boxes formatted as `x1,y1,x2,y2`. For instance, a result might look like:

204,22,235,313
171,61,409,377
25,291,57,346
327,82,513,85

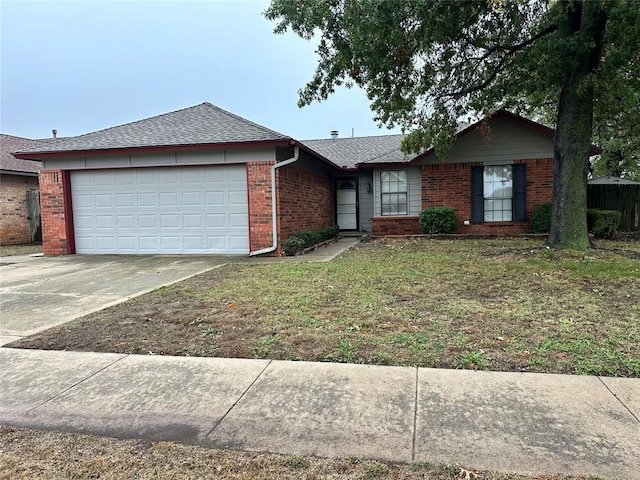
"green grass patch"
11,238,640,377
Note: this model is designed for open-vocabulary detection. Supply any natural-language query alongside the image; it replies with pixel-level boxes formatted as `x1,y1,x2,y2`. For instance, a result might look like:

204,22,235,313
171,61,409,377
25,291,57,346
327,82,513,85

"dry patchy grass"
0,426,605,480
10,238,640,376
0,243,42,257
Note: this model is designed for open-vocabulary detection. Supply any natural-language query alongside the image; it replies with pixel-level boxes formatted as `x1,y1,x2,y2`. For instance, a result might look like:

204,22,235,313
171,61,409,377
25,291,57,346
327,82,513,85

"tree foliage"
266,0,640,248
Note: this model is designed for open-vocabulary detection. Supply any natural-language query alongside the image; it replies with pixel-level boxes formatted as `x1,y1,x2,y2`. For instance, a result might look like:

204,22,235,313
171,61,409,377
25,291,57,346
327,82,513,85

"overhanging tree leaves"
266,0,640,249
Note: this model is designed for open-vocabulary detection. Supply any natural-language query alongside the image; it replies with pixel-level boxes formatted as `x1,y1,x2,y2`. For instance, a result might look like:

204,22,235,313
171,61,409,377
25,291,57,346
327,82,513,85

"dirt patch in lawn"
9,238,640,377
0,243,42,257
0,426,606,480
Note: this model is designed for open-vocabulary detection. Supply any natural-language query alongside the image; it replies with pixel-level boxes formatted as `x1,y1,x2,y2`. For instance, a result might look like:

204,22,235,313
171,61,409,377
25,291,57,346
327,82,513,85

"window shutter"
513,163,527,222
471,166,484,223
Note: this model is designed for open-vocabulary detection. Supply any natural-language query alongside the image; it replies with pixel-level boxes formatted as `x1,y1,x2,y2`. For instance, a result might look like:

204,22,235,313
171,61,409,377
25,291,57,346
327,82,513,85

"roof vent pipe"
52,129,57,139
330,130,338,143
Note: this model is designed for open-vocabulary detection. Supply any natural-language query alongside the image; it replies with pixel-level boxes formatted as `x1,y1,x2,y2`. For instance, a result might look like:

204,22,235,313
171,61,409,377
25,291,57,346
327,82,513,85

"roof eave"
14,138,294,160
357,161,412,170
296,142,345,171
0,169,39,176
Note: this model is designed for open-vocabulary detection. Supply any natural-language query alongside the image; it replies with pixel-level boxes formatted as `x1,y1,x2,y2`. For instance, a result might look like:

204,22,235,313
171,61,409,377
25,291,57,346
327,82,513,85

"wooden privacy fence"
587,184,640,230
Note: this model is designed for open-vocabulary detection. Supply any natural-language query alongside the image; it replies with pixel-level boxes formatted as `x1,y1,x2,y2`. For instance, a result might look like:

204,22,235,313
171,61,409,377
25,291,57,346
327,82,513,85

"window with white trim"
483,165,513,222
380,170,408,215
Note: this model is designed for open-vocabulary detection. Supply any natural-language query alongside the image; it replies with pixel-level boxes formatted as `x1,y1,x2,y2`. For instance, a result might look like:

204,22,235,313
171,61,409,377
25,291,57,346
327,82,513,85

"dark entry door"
26,190,41,242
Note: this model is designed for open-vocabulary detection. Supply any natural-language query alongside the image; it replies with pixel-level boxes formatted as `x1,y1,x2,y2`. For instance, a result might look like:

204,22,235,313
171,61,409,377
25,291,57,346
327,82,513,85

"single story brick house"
13,103,598,256
0,134,46,245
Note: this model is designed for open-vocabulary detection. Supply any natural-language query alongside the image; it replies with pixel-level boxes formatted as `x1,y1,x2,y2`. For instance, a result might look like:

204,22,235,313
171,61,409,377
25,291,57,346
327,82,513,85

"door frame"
335,176,360,231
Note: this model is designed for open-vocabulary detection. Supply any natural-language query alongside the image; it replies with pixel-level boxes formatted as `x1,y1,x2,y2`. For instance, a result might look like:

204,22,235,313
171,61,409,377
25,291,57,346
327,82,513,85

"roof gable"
16,103,291,156
413,110,601,164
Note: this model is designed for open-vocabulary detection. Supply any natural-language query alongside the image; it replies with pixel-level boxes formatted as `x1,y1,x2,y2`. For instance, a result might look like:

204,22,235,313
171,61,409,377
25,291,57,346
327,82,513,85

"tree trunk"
548,1,607,249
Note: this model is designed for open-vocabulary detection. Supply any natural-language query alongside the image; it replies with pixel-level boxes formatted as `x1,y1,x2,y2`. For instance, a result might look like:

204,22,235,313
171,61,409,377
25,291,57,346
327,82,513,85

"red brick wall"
371,216,421,235
421,158,554,234
277,164,334,245
247,161,275,253
39,170,72,256
0,174,39,245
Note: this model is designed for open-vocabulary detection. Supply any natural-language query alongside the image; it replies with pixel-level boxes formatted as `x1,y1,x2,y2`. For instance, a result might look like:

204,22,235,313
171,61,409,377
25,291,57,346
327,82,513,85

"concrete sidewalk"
1,348,638,478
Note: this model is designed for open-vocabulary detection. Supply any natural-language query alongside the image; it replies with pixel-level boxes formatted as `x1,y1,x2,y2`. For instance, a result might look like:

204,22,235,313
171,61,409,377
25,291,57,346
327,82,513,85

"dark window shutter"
471,166,484,223
513,163,527,222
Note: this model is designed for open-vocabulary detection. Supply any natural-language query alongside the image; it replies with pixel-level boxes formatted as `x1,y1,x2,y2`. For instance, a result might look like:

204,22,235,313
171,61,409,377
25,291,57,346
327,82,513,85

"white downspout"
249,144,299,256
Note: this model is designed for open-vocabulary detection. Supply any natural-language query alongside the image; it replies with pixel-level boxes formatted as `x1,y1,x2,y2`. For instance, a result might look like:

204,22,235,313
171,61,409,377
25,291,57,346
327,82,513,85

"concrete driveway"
0,254,238,345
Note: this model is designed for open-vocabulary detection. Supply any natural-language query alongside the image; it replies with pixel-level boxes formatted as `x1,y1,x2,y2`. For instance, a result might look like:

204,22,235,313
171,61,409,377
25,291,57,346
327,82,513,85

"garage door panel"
138,215,157,228
96,216,113,229
116,193,134,207
160,215,180,228
117,237,136,250
139,237,158,250
183,214,203,228
159,192,179,206
229,190,247,205
74,216,95,230
182,192,202,206
72,166,248,254
229,213,248,227
137,192,156,207
73,194,94,208
161,237,180,250
159,170,179,184
230,236,250,250
95,194,113,208
96,237,115,250
116,215,135,229
181,170,204,183
136,171,156,184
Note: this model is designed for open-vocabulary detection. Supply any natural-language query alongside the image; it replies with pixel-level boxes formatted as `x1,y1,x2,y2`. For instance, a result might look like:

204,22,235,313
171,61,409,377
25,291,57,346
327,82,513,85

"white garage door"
71,166,249,254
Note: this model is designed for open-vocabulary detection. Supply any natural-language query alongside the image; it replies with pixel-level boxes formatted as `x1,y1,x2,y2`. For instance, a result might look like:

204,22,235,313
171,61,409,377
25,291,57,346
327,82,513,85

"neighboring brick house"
13,104,597,256
0,134,46,245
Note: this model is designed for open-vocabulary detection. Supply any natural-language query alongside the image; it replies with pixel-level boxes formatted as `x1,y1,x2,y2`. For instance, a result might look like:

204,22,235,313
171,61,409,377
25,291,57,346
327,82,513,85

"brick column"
39,170,73,256
247,161,276,253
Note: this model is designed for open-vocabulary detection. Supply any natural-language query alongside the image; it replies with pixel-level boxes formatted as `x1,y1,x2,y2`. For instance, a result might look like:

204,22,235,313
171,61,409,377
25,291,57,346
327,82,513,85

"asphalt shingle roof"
0,134,47,174
16,103,291,155
301,134,408,169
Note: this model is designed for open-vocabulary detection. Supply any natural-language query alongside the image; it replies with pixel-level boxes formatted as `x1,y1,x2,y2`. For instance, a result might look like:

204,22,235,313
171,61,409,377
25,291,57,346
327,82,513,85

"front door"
336,178,358,230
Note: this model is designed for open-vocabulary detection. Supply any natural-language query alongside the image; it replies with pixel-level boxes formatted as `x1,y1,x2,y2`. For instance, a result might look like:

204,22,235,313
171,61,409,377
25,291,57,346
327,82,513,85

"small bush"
532,202,553,233
418,207,457,234
588,209,621,239
281,225,339,256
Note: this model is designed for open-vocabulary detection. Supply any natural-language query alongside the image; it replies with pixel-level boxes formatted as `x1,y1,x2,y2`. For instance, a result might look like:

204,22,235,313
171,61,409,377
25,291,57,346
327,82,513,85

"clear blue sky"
1,0,401,141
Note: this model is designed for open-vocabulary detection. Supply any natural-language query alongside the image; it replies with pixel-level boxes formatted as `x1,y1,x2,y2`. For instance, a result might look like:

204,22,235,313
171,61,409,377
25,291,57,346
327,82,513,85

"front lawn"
10,238,640,376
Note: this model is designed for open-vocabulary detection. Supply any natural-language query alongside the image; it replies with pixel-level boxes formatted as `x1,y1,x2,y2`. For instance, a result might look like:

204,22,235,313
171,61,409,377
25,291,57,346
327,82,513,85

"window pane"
483,165,513,222
397,193,407,215
380,171,408,216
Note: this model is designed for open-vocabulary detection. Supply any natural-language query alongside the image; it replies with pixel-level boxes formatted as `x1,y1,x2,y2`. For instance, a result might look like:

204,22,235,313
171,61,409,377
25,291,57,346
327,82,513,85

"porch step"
339,231,369,238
